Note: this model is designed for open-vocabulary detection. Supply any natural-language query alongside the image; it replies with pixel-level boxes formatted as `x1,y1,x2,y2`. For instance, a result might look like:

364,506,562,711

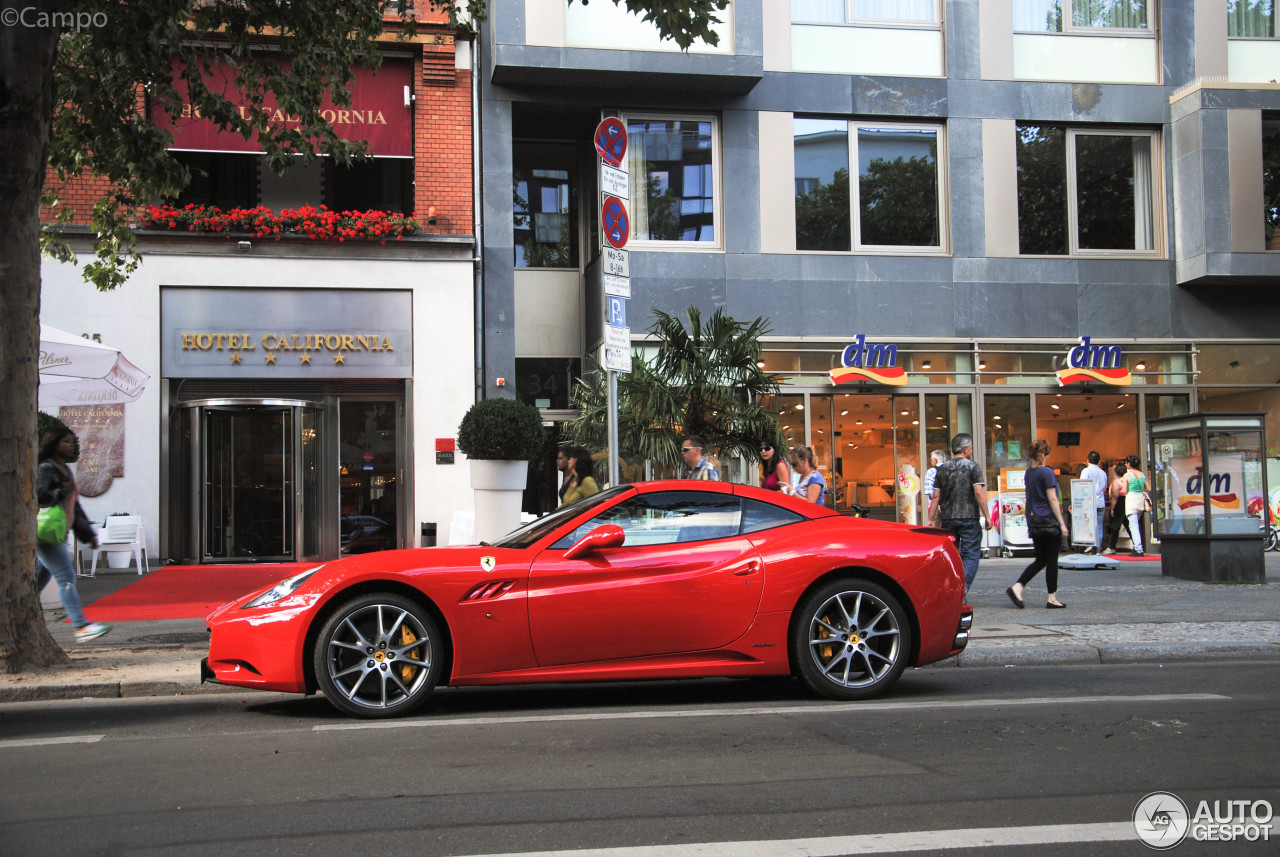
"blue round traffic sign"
601,196,629,249
594,118,628,167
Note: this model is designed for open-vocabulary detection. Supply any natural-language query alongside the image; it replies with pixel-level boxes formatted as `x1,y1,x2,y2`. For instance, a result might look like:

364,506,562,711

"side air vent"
461,580,518,602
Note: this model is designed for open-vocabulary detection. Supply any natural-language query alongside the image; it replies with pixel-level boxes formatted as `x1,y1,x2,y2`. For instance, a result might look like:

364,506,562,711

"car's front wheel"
792,579,910,701
313,593,443,718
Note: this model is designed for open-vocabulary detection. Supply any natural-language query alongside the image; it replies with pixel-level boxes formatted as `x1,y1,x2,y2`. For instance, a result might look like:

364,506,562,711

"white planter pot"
107,551,133,570
469,459,529,543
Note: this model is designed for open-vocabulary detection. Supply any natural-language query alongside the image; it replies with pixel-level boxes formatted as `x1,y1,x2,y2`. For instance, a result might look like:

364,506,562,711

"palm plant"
563,307,785,475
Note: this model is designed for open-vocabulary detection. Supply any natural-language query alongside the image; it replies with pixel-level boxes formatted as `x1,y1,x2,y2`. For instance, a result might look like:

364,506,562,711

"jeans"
1094,508,1105,552
942,518,984,590
36,540,88,628
1127,511,1145,553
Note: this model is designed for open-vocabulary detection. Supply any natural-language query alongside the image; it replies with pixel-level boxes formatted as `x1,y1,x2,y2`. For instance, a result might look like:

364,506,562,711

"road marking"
453,822,1138,856
0,734,104,749
314,692,1228,732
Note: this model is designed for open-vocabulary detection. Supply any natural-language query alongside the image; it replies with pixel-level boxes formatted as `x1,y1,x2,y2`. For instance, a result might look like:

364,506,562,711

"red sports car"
203,481,972,718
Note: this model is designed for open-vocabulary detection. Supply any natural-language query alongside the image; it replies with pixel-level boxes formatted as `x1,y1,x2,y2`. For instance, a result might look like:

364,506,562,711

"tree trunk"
0,22,71,672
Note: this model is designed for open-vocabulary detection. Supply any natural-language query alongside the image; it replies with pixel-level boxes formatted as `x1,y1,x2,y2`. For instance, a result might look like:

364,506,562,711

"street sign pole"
594,116,629,487
607,370,619,486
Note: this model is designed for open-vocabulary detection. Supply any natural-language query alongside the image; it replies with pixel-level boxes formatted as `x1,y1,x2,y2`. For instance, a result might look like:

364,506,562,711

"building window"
329,160,413,214
1265,117,1280,249
514,142,579,268
1016,124,1158,256
1229,0,1275,37
1014,0,1150,32
791,0,938,24
794,118,945,252
625,116,718,245
170,152,257,210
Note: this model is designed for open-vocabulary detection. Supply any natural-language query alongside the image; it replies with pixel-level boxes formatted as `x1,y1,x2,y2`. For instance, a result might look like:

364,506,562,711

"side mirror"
563,524,625,560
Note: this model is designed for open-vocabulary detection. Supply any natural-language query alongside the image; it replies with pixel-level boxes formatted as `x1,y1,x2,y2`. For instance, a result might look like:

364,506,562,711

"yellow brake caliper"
818,613,834,661
400,627,419,683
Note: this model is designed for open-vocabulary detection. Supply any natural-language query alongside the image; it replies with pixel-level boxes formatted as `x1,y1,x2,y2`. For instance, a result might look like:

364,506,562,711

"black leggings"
1105,507,1131,550
1017,528,1061,594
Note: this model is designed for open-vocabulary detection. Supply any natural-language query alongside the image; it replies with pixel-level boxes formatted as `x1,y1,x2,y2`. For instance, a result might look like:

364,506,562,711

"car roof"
627,479,839,520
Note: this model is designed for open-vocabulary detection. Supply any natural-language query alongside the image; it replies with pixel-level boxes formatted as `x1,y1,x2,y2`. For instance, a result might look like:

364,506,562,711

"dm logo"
1056,336,1132,386
1133,791,1190,849
829,334,908,386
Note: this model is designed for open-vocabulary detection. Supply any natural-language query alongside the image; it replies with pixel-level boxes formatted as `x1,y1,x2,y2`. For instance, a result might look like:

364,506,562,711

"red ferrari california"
203,480,972,718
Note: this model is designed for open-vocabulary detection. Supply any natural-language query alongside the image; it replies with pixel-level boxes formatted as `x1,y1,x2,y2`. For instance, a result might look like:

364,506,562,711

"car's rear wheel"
792,579,910,701
313,593,442,718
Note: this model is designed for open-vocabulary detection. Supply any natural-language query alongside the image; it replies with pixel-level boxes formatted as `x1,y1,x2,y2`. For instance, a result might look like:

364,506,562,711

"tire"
313,593,443,718
792,579,911,701
1267,528,1279,553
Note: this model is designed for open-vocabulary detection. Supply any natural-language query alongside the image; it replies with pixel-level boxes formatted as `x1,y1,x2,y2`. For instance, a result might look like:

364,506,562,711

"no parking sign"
601,196,629,249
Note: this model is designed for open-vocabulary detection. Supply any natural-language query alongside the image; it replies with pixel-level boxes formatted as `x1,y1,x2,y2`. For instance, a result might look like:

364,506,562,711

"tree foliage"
562,307,784,475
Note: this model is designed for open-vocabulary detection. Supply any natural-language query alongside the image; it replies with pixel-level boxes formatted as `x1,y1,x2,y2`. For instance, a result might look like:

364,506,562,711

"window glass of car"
489,486,628,549
741,498,806,535
551,491,743,549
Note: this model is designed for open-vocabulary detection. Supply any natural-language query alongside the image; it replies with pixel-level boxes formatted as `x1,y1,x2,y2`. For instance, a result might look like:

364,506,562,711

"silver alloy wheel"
318,598,436,715
806,588,902,689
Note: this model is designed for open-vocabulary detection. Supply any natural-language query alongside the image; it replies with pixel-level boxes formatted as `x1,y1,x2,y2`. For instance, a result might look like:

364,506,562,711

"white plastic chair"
84,516,149,576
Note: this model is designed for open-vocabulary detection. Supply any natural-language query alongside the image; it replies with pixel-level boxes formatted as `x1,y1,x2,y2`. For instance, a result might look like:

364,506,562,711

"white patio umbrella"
38,324,150,409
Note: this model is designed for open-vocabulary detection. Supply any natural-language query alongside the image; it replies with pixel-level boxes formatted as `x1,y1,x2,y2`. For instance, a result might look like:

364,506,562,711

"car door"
527,490,764,667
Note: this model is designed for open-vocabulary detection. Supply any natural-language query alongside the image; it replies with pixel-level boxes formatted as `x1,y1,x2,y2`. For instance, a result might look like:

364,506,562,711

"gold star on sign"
231,353,241,364
334,353,345,365
265,353,277,365
300,354,312,365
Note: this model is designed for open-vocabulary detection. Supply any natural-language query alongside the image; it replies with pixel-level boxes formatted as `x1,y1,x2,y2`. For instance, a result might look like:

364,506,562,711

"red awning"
153,57,412,158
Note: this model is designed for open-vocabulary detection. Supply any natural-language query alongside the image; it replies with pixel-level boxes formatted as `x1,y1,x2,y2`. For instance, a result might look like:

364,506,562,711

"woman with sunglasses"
758,440,793,495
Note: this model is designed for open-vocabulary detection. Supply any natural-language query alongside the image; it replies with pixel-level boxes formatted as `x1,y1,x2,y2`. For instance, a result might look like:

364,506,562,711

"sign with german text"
603,273,631,298
602,163,629,199
603,247,629,277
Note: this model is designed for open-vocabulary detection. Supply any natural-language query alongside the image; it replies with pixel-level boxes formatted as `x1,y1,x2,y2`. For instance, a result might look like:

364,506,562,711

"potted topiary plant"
457,397,545,542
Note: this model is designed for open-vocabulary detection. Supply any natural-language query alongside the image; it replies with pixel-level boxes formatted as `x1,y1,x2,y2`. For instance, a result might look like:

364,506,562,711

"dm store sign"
829,335,908,386
1056,336,1132,386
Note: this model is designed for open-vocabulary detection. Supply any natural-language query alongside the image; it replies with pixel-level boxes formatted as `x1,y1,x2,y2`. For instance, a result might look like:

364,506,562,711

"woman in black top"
1006,438,1068,610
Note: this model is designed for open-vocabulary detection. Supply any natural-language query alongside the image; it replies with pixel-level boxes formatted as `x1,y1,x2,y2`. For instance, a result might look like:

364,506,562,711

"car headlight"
242,566,323,608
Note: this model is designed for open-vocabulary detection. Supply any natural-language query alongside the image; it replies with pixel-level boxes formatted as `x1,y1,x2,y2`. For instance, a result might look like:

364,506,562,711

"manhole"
127,632,210,645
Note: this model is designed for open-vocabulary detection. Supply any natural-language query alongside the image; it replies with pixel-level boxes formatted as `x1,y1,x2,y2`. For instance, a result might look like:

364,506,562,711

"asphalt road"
1,662,1277,857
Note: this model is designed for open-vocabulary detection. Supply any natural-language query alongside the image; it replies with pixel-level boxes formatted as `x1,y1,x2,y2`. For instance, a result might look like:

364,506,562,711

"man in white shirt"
1080,450,1109,554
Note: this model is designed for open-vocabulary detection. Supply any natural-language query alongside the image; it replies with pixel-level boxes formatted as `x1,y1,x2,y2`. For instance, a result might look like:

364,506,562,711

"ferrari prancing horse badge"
480,556,496,573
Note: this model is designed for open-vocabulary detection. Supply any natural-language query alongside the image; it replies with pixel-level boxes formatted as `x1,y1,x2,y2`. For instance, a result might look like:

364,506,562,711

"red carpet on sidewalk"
84,564,311,622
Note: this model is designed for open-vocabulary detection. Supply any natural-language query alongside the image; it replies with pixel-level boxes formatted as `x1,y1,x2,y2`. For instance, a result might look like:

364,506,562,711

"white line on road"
453,821,1138,856
313,692,1228,732
0,734,104,749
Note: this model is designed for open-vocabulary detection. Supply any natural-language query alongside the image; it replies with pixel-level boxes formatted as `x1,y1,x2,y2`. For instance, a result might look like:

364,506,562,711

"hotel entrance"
764,390,974,522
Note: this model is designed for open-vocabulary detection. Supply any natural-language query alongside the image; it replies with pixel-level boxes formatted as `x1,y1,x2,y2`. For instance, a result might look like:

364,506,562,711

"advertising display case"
1148,413,1267,582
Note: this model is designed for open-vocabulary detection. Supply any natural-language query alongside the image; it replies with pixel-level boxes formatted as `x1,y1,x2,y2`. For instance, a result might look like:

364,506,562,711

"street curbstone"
955,645,1101,667
1098,640,1280,664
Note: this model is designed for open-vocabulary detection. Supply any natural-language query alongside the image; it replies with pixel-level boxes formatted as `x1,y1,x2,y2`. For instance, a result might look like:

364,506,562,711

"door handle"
732,561,761,576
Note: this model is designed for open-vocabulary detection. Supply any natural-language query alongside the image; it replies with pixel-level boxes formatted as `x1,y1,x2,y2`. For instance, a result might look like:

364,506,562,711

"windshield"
487,485,632,549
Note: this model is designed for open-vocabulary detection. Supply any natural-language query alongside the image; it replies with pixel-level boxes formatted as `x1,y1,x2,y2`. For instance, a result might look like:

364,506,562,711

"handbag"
1143,491,1152,513
1027,513,1059,534
37,504,69,544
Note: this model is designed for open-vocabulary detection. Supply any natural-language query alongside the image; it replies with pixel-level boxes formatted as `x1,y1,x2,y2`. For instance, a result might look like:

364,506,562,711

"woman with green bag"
36,427,110,642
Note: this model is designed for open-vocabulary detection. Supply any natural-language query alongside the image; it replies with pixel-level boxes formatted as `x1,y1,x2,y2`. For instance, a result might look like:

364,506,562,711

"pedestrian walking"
1080,450,1109,554
680,436,719,481
1102,461,1132,554
35,427,110,642
792,446,827,505
1006,439,1068,609
557,445,600,508
927,433,990,591
1119,455,1147,556
922,449,947,525
758,440,793,494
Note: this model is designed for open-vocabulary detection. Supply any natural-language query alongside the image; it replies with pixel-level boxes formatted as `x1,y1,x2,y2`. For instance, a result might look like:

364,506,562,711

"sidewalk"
3,554,1279,704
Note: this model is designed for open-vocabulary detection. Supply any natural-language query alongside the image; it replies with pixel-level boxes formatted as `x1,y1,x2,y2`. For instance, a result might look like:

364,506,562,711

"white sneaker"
75,623,110,642
1101,548,1116,555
